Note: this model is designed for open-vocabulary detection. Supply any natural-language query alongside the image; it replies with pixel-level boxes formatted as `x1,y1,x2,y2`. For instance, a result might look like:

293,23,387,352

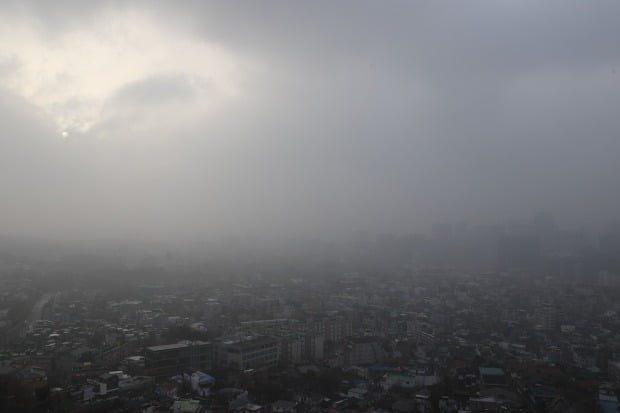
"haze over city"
2,1,620,245
5,3,620,413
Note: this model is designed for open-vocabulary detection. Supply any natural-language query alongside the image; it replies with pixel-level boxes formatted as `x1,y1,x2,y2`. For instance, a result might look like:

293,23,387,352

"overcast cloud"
1,1,619,242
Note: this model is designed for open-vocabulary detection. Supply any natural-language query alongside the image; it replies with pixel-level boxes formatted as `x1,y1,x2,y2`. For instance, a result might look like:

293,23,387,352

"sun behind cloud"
0,8,246,138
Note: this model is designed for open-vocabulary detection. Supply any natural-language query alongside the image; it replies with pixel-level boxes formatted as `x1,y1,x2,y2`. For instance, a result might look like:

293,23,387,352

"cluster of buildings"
2,215,620,412
0,267,619,412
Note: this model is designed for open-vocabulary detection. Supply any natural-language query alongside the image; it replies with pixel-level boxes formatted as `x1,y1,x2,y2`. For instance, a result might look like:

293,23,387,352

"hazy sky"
1,1,619,242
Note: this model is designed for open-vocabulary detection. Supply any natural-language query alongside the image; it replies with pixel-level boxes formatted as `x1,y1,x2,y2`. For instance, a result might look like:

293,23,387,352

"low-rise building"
144,341,212,378
218,336,279,371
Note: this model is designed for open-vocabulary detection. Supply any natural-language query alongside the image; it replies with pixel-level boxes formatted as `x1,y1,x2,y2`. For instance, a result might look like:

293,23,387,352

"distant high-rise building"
497,235,541,270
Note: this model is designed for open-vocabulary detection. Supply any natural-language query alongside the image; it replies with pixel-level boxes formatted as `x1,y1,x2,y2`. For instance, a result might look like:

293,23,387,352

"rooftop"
147,341,209,352
479,367,505,376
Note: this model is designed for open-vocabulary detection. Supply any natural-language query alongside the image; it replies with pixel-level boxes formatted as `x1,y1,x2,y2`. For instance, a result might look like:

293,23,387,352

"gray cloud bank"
1,1,620,243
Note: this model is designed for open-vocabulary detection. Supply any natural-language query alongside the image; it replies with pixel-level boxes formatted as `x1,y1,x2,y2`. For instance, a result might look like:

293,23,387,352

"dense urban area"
3,0,620,412
1,214,620,413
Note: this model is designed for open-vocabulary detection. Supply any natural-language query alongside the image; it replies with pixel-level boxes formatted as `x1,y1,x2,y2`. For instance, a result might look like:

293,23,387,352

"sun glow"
0,9,245,137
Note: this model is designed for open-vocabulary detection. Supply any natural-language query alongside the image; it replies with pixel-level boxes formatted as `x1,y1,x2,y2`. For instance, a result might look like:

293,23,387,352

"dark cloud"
111,73,200,105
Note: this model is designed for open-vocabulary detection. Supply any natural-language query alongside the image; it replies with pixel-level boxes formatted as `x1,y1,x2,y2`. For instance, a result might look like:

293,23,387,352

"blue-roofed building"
189,371,215,397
